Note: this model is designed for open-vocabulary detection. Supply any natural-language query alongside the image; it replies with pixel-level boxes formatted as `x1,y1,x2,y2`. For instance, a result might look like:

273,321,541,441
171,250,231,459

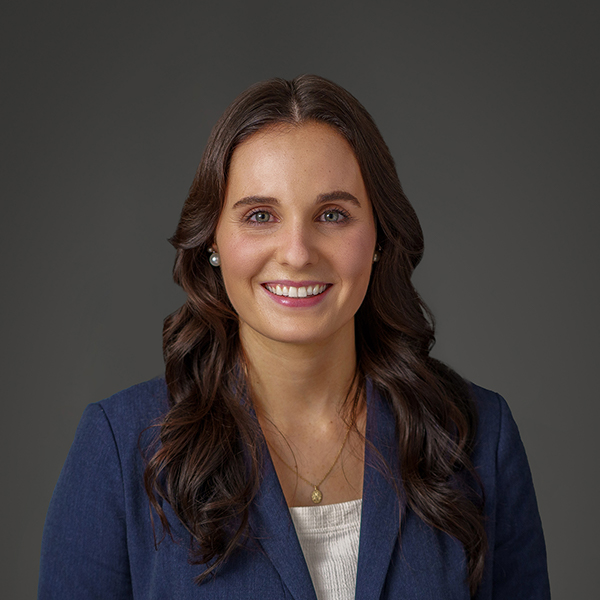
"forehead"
225,122,365,201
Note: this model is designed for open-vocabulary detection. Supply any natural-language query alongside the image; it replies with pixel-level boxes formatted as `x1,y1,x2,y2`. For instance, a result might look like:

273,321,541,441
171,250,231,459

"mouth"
262,283,330,298
263,283,328,298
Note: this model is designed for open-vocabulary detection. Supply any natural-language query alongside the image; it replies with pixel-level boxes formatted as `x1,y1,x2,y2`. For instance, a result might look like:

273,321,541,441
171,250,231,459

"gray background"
2,1,598,598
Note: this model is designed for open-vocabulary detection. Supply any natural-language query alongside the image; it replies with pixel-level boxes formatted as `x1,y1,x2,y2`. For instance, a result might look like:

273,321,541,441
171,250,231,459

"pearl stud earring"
373,244,382,262
209,251,221,267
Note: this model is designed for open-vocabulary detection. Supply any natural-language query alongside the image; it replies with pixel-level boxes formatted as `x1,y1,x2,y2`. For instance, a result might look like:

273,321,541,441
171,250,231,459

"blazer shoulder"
466,381,537,495
469,380,503,407
468,381,510,428
93,376,169,439
467,381,520,463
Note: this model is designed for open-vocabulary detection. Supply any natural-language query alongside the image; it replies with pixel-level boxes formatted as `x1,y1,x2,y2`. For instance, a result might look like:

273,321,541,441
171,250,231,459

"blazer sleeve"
487,393,551,599
38,403,133,599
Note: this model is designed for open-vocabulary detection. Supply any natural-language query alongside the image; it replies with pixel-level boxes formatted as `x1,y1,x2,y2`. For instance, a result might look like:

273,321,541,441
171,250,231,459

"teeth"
265,284,327,297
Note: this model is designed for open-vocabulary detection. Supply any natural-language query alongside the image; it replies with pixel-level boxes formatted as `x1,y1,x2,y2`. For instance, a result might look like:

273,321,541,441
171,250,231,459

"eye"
319,208,351,223
246,210,274,224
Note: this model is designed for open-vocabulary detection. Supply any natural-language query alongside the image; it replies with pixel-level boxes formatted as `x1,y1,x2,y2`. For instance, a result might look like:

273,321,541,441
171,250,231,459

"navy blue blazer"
39,377,550,599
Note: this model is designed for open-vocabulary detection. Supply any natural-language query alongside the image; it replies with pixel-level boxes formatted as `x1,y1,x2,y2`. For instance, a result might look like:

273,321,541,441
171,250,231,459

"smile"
263,283,328,298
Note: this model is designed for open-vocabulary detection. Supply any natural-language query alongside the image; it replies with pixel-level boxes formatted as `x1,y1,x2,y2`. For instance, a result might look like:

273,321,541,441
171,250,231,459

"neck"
240,322,359,431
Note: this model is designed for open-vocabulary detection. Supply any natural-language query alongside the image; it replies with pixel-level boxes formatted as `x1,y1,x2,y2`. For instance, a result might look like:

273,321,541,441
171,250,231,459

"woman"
39,75,550,599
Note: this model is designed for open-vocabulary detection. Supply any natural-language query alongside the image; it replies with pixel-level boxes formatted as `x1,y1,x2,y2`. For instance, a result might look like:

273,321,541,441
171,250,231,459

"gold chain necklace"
267,425,352,504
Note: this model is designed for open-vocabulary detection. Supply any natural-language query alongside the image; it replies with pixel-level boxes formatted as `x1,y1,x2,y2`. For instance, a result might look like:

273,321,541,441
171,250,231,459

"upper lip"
261,280,331,287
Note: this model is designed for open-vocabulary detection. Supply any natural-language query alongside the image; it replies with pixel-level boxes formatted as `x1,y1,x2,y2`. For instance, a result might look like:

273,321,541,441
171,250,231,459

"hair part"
144,74,486,593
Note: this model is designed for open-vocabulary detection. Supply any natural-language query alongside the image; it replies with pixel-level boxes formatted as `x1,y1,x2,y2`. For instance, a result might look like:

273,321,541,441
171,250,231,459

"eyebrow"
232,196,279,209
231,190,362,210
317,191,362,207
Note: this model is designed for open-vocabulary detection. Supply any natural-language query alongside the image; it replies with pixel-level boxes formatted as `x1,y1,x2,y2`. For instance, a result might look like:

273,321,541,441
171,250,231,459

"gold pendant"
311,487,323,504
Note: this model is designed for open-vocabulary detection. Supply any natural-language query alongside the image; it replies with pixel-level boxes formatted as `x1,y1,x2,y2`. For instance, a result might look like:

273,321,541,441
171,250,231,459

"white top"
289,499,362,600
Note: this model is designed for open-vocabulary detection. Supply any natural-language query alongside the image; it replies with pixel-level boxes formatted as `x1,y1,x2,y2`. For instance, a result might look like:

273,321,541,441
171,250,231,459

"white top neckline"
289,498,362,600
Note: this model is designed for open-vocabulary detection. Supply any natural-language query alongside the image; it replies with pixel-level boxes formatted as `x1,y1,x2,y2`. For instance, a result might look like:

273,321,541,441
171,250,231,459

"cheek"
338,229,376,282
218,235,266,295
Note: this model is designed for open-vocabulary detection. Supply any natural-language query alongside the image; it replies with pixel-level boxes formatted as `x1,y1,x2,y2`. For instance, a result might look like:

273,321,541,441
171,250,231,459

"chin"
259,328,329,346
240,317,354,349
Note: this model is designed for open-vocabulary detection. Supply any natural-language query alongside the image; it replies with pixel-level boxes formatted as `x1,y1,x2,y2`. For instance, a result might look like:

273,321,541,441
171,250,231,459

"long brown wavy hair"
144,75,487,594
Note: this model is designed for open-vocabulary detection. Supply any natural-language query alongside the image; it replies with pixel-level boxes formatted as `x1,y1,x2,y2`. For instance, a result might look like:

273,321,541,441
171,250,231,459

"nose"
275,222,318,269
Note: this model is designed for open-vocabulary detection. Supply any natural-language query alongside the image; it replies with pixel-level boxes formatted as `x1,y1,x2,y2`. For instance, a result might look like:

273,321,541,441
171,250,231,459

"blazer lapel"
249,445,317,600
356,383,467,599
248,382,449,600
354,380,403,600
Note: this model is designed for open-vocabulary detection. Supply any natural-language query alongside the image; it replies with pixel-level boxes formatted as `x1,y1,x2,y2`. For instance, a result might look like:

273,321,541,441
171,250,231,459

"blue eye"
247,210,272,223
320,208,350,223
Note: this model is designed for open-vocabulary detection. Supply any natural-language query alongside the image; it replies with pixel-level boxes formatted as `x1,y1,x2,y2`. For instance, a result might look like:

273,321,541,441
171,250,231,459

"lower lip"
262,285,331,307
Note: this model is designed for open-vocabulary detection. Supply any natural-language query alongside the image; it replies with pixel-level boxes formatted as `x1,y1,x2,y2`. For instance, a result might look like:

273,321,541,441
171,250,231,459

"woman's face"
214,122,377,347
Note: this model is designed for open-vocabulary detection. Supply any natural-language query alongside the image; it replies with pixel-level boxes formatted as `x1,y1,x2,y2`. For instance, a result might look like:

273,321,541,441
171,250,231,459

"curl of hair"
143,75,487,593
